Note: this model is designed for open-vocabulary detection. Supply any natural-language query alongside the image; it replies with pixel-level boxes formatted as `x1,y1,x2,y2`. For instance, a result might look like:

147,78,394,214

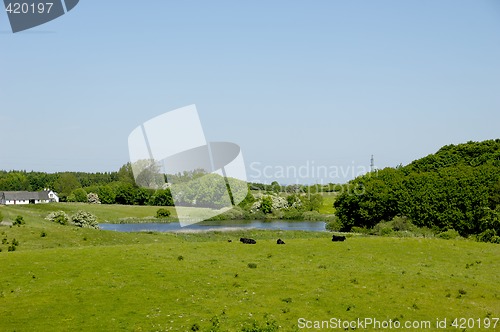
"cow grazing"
277,239,285,244
240,237,256,244
331,234,346,242
228,239,232,243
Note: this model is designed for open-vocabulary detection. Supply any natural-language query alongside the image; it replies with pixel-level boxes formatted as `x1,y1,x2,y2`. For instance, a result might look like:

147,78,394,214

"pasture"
0,204,499,331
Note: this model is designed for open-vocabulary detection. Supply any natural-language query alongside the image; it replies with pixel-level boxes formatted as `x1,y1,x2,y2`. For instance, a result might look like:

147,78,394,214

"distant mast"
370,155,375,173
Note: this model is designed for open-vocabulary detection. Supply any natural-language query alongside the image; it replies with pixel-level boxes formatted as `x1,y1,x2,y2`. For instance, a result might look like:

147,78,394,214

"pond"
100,220,327,233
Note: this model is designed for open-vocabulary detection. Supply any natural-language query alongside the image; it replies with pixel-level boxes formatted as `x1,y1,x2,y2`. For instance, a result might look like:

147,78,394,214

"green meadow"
0,204,499,331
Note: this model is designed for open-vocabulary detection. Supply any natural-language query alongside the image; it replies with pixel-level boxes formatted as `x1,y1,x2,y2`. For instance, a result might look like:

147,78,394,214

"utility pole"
370,155,374,173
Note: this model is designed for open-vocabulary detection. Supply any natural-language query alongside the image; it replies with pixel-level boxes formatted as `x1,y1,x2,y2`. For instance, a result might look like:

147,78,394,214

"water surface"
100,220,326,233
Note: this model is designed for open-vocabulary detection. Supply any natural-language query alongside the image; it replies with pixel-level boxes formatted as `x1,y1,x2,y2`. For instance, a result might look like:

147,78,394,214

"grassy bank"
0,204,499,331
0,201,334,225
0,202,178,224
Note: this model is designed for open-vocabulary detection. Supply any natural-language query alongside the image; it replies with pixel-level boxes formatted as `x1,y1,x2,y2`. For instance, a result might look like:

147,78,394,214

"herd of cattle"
237,234,346,244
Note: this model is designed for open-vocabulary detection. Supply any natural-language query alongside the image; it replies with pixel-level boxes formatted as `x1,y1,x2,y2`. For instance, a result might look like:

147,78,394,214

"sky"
1,1,499,184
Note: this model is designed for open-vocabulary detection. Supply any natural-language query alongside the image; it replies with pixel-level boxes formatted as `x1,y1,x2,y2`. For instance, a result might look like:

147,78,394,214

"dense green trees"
334,140,500,240
0,167,174,207
0,171,31,191
303,193,324,212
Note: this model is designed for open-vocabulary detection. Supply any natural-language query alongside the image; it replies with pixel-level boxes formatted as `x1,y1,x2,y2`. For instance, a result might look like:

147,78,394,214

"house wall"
0,191,59,205
4,200,30,205
3,199,48,205
48,191,59,203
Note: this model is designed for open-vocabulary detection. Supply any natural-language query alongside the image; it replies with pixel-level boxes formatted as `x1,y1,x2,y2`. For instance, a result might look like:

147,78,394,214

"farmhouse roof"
1,191,52,201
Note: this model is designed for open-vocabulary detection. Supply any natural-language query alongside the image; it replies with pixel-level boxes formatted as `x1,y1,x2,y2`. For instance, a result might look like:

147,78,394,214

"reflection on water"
100,220,326,233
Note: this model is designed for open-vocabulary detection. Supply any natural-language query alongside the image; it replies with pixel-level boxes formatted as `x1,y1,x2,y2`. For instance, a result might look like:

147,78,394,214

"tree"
489,180,500,209
133,159,164,189
54,173,81,195
118,163,136,185
171,173,233,209
97,185,116,204
270,181,281,193
0,172,31,191
70,188,88,203
303,193,324,212
134,188,152,205
115,183,136,205
260,196,273,214
149,189,174,206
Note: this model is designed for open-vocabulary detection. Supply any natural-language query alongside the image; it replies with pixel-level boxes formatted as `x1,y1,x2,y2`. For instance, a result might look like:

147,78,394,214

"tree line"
334,139,500,241
0,164,175,206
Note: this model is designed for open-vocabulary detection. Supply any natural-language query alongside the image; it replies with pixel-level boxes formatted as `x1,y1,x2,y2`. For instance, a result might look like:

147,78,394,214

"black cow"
331,234,346,242
240,237,256,244
277,239,285,244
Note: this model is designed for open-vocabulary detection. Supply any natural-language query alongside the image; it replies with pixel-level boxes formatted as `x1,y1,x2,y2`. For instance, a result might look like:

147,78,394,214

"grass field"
318,193,336,215
0,202,176,223
0,204,499,331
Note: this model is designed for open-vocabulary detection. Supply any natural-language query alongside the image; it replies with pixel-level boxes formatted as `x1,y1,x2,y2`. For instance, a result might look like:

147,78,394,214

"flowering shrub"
71,210,99,229
87,193,101,204
250,194,290,213
46,211,70,225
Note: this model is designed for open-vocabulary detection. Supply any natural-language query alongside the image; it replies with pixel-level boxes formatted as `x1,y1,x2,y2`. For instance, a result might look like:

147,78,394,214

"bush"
477,229,499,243
326,217,343,231
156,208,171,218
247,263,257,269
438,229,461,240
282,209,303,220
391,216,414,232
372,222,394,236
87,192,101,204
369,217,423,237
491,236,500,244
13,216,24,226
69,188,88,203
241,314,279,332
71,211,99,229
46,211,70,225
260,196,273,214
350,226,370,234
302,211,322,221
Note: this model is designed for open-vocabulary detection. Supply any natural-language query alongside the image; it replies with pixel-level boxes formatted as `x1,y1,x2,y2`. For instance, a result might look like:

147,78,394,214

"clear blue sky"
1,1,499,184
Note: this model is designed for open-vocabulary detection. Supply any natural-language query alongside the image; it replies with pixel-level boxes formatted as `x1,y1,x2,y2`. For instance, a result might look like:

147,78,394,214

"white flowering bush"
87,192,101,204
71,210,99,229
250,194,289,213
286,194,303,209
46,211,70,225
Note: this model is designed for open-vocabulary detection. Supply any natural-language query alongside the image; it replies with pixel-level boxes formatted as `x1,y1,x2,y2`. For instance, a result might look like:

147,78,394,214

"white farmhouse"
0,189,59,205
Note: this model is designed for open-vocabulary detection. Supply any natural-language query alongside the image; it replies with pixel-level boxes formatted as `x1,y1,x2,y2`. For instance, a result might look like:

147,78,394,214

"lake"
100,220,327,233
